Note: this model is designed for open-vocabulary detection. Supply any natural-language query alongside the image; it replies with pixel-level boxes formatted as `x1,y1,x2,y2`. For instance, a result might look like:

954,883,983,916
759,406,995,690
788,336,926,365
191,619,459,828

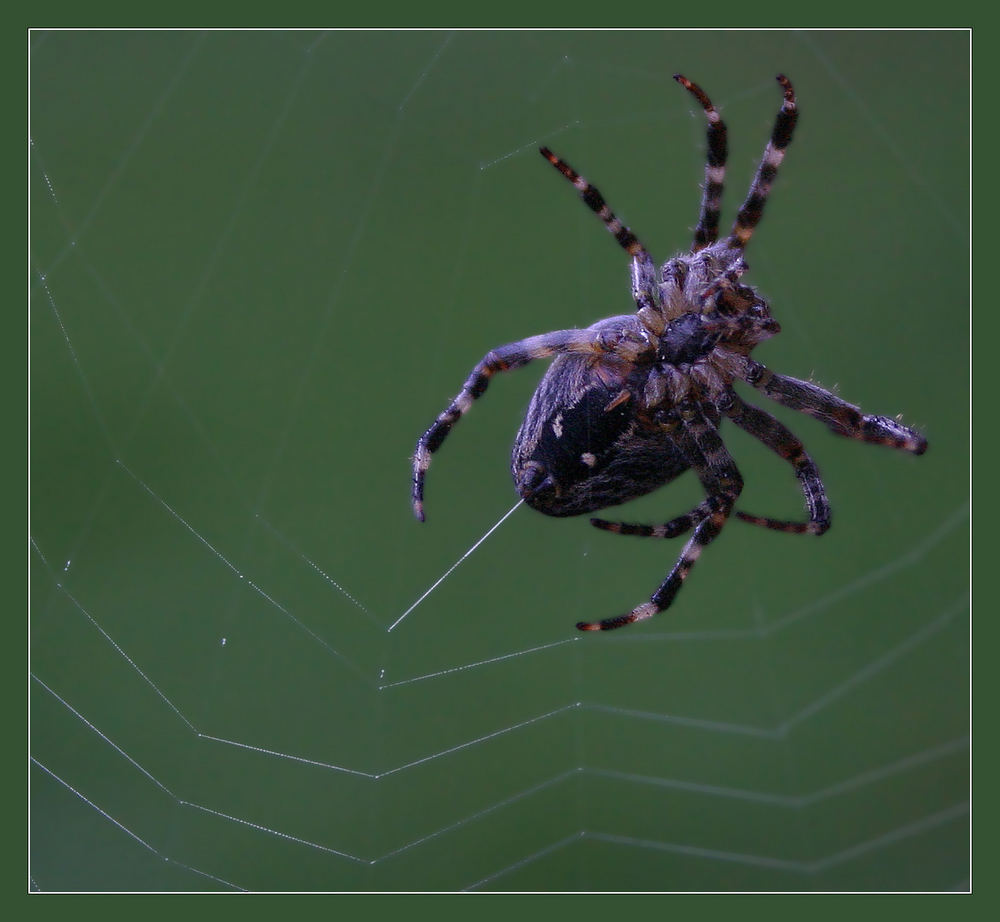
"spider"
412,74,927,632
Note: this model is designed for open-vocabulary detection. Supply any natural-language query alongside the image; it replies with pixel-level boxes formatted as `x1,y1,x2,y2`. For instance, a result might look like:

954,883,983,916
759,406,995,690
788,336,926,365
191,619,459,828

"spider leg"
589,497,718,539
539,147,663,330
674,75,728,252
727,75,797,250
724,392,831,535
591,390,833,539
413,328,645,521
578,405,743,631
741,360,928,454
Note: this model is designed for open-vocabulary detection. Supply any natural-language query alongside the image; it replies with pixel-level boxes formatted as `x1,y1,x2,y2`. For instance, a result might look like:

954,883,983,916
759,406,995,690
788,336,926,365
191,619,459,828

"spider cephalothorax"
412,74,927,632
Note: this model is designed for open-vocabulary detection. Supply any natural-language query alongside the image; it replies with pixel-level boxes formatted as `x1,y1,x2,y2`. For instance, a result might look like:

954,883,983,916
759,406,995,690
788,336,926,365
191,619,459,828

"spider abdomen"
511,317,689,517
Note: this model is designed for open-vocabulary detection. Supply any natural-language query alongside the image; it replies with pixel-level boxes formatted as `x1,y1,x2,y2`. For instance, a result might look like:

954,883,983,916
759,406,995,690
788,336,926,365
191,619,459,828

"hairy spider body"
412,74,927,632
513,242,782,520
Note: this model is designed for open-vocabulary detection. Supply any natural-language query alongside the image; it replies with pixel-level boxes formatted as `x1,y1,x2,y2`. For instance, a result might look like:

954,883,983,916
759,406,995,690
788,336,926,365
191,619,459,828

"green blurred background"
30,30,968,891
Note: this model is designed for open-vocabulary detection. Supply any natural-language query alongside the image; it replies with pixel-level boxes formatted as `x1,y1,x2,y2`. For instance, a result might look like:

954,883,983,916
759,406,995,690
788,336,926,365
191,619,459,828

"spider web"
29,29,970,892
